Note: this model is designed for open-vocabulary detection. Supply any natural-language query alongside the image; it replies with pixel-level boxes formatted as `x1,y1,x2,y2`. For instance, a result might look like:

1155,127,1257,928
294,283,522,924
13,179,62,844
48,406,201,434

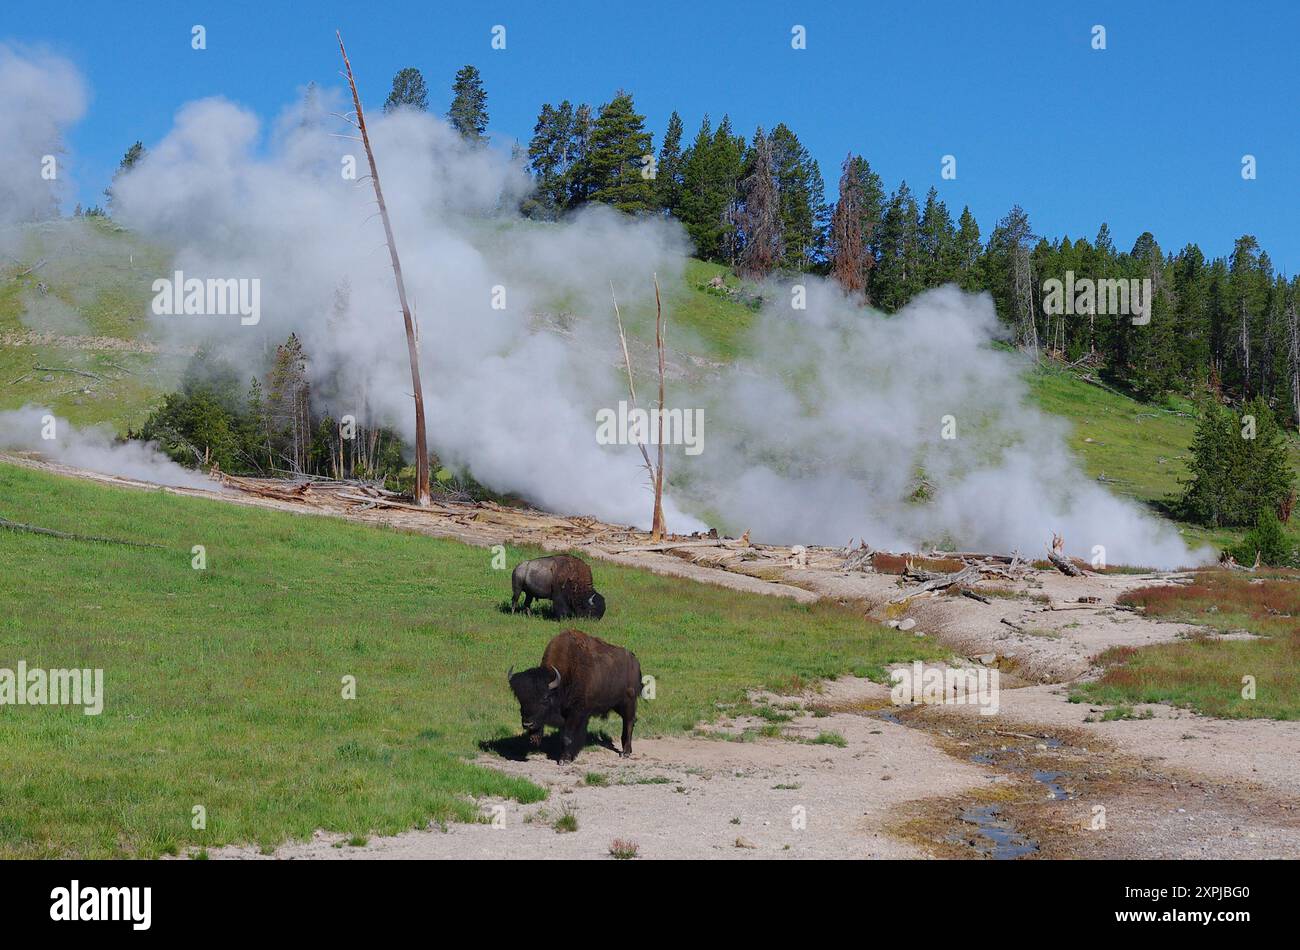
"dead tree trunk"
1047,533,1085,577
337,31,431,506
611,278,668,541
651,276,667,540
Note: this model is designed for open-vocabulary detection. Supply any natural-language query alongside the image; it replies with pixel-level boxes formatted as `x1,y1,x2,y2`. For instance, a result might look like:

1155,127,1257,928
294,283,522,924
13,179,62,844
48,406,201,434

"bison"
508,628,640,762
510,554,606,619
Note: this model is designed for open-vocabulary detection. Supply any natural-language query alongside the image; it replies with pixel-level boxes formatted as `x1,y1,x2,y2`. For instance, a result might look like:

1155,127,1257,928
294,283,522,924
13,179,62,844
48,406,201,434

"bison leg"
552,592,570,619
619,698,637,756
522,592,533,616
560,713,589,763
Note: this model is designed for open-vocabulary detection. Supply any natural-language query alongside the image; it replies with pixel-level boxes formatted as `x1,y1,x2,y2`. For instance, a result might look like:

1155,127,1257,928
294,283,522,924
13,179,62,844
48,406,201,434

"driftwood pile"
214,474,1105,588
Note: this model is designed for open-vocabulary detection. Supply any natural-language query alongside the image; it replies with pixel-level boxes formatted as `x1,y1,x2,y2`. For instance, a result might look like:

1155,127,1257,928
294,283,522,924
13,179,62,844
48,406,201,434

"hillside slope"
3,218,1296,552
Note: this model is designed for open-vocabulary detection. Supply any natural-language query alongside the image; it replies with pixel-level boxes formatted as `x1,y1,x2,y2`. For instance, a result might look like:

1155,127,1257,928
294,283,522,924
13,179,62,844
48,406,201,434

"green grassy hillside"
0,461,940,857
1,219,183,431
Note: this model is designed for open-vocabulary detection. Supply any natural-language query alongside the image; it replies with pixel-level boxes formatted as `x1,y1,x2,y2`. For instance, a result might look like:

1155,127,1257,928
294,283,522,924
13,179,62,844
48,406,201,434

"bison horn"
507,666,514,681
548,666,561,689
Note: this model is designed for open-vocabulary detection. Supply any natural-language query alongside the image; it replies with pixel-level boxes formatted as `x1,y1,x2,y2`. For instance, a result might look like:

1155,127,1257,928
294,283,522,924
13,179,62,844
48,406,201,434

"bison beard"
508,629,640,763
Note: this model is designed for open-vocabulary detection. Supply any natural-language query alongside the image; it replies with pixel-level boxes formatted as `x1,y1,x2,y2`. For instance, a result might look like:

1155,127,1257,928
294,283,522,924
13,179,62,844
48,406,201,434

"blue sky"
7,0,1298,269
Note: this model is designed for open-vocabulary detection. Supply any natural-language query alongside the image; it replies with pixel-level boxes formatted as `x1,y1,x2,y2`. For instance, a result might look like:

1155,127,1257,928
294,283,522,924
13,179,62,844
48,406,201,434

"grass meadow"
1072,571,1300,720
0,461,942,857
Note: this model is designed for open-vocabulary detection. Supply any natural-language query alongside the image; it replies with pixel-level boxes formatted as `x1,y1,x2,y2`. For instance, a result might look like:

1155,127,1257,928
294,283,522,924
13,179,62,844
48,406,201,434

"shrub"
1227,510,1295,567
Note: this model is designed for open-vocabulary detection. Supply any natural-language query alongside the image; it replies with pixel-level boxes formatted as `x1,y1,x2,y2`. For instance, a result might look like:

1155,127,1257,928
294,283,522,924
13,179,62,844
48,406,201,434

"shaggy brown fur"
508,628,640,761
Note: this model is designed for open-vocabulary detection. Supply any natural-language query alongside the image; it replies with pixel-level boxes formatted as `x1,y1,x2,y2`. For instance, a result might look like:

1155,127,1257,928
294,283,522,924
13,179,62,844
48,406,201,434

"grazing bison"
508,629,640,762
510,555,606,619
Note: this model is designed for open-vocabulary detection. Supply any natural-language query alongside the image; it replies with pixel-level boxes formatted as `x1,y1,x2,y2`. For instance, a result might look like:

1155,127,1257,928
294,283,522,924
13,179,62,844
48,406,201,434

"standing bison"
508,629,640,762
511,555,606,619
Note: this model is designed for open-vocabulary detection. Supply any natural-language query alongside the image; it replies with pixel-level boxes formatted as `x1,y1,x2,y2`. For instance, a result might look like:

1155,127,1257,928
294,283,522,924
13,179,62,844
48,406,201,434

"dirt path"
10,454,1299,859
212,681,986,860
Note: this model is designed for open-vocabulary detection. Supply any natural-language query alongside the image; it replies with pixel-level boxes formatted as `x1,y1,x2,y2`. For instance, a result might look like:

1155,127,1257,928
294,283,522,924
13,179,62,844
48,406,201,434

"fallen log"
223,476,320,503
890,564,981,603
0,516,162,548
619,539,740,554
1046,547,1085,577
927,549,1019,564
34,364,100,379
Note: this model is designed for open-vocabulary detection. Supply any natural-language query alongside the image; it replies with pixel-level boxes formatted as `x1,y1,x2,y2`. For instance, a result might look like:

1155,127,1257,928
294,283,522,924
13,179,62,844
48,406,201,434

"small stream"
863,705,1076,859
958,804,1039,858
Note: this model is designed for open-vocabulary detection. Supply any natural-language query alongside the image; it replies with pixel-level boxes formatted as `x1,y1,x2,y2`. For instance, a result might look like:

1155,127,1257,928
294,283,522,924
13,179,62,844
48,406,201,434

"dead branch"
841,542,874,572
610,283,655,483
11,258,47,279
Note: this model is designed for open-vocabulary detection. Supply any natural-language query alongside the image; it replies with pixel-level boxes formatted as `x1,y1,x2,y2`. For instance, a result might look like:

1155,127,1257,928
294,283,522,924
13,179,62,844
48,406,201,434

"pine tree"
828,154,883,297
678,115,745,261
246,376,272,472
524,102,573,218
447,65,488,143
953,206,983,291
711,116,746,264
986,205,1039,352
737,127,782,278
918,187,957,287
577,91,655,214
565,104,594,208
1182,396,1293,527
768,123,826,271
383,67,428,113
679,116,718,257
1287,283,1300,430
1086,223,1116,356
1228,235,1268,397
1172,244,1211,383
1124,232,1178,398
655,111,685,216
105,141,147,212
872,182,923,311
267,334,311,474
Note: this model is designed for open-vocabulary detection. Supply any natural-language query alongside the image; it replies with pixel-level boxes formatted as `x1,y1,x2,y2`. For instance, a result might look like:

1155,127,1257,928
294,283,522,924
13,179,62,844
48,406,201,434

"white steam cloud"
0,406,216,490
686,283,1200,568
9,71,1201,568
0,44,87,226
